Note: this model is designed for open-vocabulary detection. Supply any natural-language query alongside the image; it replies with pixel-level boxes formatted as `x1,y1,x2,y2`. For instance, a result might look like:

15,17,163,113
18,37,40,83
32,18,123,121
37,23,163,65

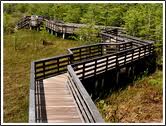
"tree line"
3,3,163,65
4,3,162,40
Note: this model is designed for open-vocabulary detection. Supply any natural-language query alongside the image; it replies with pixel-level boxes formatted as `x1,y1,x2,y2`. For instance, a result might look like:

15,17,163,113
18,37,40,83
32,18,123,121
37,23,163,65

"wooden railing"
67,42,133,63
100,32,153,47
46,20,78,34
16,16,44,30
29,62,36,123
29,54,73,122
29,51,105,122
71,44,154,80
45,20,125,35
102,41,133,54
67,65,104,122
16,16,30,29
34,54,72,80
119,33,154,44
68,44,103,63
32,42,133,81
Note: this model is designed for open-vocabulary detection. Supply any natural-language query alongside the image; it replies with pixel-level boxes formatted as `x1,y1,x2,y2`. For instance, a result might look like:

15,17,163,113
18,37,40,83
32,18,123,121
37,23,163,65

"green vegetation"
74,24,101,44
3,30,83,122
4,3,163,65
3,3,163,123
4,3,163,40
96,70,163,123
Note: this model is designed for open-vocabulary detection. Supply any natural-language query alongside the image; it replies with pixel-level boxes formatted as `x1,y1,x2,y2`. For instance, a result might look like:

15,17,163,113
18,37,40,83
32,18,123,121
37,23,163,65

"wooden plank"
35,73,83,123
48,118,82,123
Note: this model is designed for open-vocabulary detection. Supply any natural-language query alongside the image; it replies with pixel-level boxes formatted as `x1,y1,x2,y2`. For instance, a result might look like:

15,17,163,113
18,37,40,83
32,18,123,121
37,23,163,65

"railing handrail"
119,33,154,44
68,41,132,51
68,43,102,50
46,20,125,32
29,62,36,123
34,53,72,63
32,41,141,80
100,32,154,45
101,41,132,45
71,43,153,67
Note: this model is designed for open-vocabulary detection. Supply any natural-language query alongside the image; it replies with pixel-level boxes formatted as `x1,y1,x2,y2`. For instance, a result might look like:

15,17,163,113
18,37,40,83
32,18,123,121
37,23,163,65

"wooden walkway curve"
29,41,154,123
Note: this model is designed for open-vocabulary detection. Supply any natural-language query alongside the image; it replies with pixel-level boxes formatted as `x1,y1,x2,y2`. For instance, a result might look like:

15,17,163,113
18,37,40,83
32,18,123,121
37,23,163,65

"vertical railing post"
101,44,103,56
94,60,97,76
106,57,108,72
89,47,91,59
132,49,134,63
79,48,81,61
139,47,141,60
117,44,120,52
43,62,45,79
144,46,146,56
116,53,119,87
29,62,36,123
124,43,126,50
57,58,59,72
82,63,85,80
70,54,74,64
124,51,126,65
131,41,133,48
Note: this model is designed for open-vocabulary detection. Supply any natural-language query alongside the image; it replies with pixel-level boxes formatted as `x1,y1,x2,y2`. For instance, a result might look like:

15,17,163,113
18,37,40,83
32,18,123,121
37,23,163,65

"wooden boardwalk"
36,73,83,123
26,16,154,123
30,41,153,123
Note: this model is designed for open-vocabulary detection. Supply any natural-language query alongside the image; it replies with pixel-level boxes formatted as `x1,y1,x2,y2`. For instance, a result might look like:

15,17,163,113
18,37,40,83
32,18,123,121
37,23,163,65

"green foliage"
4,13,17,34
148,70,162,89
4,3,163,43
3,3,163,43
74,24,101,44
123,4,163,42
63,4,83,23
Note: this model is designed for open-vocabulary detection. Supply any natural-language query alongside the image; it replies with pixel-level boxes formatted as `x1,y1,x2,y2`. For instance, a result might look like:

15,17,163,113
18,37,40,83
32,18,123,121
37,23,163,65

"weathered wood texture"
35,73,84,123
45,19,124,34
16,16,31,29
34,54,72,80
16,16,44,30
33,42,133,81
72,44,154,80
100,32,153,45
67,66,104,123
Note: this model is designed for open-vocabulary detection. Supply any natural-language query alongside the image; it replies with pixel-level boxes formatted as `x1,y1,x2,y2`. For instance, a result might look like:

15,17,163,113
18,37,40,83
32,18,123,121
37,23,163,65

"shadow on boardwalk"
35,80,48,122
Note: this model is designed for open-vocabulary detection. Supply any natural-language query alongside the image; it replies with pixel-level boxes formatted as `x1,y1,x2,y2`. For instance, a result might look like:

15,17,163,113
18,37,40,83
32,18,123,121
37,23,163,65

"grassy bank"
3,30,83,122
96,70,163,123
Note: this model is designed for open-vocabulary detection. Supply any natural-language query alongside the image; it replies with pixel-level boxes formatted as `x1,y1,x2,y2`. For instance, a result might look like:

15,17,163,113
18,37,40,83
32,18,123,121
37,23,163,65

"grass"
96,70,163,123
3,29,83,122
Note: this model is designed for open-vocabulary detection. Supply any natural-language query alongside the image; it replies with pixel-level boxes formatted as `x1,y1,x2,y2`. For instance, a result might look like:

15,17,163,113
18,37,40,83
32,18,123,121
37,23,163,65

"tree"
74,24,101,44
